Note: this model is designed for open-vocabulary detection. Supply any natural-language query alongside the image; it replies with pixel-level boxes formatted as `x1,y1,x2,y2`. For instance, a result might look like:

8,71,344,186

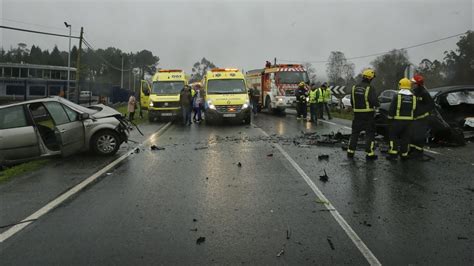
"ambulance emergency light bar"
158,69,183,72
210,68,239,72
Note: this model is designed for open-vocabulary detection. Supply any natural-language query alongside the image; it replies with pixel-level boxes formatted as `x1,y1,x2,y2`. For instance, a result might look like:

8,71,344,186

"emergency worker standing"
347,69,379,160
410,74,434,157
180,86,193,126
308,85,319,123
295,82,308,120
387,78,417,160
320,83,332,120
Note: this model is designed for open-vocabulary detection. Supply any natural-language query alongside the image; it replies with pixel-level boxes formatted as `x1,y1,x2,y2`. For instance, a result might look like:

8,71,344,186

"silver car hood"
88,104,122,118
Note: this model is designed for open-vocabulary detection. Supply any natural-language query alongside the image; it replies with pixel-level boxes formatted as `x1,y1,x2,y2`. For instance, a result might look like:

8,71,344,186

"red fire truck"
246,63,310,113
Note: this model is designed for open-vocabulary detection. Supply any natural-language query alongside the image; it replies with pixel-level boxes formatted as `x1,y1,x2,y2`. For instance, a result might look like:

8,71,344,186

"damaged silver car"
0,96,130,165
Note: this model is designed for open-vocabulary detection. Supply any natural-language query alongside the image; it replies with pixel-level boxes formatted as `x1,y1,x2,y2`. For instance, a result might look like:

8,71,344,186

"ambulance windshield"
152,81,185,95
277,72,310,84
207,79,246,94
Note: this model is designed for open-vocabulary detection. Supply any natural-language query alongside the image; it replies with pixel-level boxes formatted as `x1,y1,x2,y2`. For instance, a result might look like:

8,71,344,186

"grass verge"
115,104,149,125
0,159,49,183
330,110,354,120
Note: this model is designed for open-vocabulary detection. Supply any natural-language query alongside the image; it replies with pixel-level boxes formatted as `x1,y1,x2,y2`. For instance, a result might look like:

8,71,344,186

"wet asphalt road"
0,113,473,265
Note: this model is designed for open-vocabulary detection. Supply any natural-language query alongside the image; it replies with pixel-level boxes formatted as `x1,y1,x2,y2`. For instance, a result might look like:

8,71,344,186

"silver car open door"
0,105,41,163
43,101,85,157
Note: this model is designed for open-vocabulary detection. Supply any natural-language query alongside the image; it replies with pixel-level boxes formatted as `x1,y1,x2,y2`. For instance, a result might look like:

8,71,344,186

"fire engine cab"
246,63,310,113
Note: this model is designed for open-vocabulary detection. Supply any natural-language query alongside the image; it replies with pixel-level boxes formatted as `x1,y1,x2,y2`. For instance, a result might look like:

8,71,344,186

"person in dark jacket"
248,87,260,115
347,69,380,160
386,78,417,161
410,74,435,157
180,86,193,126
295,82,308,120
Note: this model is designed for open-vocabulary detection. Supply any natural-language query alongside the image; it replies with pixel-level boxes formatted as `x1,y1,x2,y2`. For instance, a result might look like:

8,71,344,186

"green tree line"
317,30,474,92
0,43,159,88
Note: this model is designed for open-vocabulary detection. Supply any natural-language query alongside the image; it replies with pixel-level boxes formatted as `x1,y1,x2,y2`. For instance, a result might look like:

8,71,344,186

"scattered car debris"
361,221,372,227
318,154,330,160
327,237,335,250
196,237,206,245
316,139,338,146
151,145,165,151
276,247,285,257
319,169,329,182
237,162,242,167
316,199,329,205
194,146,209,150
190,228,198,232
298,144,311,148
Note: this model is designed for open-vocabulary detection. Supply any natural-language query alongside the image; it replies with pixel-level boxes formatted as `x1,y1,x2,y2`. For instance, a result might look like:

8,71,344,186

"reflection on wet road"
0,113,472,265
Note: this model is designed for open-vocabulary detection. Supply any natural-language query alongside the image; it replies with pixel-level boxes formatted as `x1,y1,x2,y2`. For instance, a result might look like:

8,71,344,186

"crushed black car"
375,85,474,145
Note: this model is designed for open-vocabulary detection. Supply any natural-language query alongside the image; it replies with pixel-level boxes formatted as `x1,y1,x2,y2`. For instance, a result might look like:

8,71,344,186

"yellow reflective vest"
309,89,318,103
317,88,324,103
322,88,331,103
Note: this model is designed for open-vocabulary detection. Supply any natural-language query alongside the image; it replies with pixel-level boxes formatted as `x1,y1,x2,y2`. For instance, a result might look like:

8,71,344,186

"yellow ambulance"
146,69,188,122
203,68,251,124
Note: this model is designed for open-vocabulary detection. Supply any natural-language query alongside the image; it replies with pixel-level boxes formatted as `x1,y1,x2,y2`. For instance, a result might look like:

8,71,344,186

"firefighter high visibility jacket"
309,89,318,103
388,89,417,120
412,85,434,119
350,80,379,112
322,88,331,103
295,87,308,103
316,88,324,103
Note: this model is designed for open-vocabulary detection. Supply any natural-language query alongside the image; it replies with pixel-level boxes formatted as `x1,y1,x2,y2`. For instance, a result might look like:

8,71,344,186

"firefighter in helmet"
347,69,379,160
386,78,417,161
295,81,308,120
409,74,434,157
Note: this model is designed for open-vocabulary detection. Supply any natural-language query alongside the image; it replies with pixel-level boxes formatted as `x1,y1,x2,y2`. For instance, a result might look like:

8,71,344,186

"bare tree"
370,49,410,93
190,57,217,82
326,51,354,85
303,62,317,84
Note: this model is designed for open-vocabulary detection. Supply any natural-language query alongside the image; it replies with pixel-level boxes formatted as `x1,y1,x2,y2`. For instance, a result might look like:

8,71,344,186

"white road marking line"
424,149,441,155
319,119,352,130
255,124,381,266
0,122,173,243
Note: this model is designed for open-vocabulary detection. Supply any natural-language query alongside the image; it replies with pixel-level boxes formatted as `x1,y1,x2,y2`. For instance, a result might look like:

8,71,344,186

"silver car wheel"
97,134,117,154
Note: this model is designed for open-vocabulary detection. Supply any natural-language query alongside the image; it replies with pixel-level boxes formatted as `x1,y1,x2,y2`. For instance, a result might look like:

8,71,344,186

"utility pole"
64,22,72,100
75,26,84,103
121,55,124,88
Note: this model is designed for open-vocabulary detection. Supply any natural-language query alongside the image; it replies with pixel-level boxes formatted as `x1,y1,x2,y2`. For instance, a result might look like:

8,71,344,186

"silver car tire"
91,130,120,156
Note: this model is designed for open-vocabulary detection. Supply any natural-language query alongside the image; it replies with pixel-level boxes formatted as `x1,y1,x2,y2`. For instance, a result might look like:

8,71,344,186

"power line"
279,31,468,64
0,17,80,34
82,38,132,72
0,25,80,39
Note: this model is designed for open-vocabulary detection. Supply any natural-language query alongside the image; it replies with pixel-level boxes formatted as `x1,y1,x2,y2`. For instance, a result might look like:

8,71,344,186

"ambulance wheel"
244,115,251,125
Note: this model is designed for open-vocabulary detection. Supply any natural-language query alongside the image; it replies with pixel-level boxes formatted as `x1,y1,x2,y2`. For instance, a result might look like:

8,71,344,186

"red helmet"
411,74,424,85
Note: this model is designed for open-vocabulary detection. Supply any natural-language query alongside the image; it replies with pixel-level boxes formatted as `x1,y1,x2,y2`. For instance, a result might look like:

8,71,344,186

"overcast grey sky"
1,0,473,79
